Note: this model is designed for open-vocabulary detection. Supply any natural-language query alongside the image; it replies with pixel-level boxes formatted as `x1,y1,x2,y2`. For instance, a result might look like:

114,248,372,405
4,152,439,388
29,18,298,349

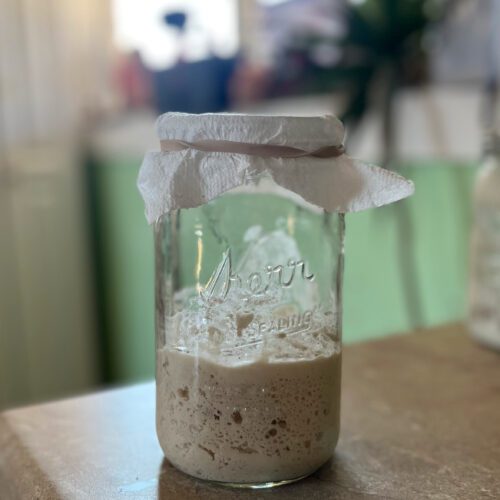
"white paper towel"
138,113,414,223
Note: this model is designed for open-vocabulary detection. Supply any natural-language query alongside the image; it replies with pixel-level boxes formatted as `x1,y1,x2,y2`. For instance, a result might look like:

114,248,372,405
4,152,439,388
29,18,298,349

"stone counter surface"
1,323,499,499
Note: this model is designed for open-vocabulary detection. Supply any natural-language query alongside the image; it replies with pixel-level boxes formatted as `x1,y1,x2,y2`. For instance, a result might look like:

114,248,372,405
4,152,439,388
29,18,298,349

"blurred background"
1,0,499,409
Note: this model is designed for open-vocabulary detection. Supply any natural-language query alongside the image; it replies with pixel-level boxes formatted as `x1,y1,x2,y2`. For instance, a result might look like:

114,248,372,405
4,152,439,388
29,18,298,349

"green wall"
89,156,477,381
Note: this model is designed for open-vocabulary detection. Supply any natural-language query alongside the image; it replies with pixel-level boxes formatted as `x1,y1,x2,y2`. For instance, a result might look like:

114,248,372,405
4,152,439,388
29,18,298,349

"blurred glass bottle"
469,131,500,349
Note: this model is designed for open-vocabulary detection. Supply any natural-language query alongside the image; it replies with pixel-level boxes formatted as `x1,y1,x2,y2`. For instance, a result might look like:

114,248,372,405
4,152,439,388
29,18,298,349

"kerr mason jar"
140,113,413,488
154,172,344,487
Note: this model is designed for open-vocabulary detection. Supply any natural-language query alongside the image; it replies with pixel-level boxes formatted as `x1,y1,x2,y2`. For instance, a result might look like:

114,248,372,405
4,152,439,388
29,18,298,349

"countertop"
1,323,499,499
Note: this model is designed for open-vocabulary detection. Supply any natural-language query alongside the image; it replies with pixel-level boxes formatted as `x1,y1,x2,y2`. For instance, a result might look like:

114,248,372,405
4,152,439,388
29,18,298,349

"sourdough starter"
156,329,341,484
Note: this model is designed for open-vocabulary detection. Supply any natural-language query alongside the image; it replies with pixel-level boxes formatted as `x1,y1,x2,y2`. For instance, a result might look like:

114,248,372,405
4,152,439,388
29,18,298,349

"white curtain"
0,0,114,408
0,0,115,149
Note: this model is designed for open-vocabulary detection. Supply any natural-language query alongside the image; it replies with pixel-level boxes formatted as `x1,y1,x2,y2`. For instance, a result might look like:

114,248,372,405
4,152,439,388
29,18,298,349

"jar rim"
155,112,345,150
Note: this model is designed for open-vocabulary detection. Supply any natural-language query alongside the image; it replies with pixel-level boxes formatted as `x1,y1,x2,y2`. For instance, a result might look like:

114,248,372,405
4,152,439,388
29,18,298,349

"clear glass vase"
154,173,344,488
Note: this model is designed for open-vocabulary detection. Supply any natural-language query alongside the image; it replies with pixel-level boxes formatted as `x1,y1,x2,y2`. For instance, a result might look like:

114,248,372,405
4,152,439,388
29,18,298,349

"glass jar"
154,173,344,487
469,133,500,350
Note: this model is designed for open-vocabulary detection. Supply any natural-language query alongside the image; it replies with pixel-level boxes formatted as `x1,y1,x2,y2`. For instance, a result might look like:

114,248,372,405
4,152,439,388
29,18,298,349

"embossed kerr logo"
200,249,315,302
